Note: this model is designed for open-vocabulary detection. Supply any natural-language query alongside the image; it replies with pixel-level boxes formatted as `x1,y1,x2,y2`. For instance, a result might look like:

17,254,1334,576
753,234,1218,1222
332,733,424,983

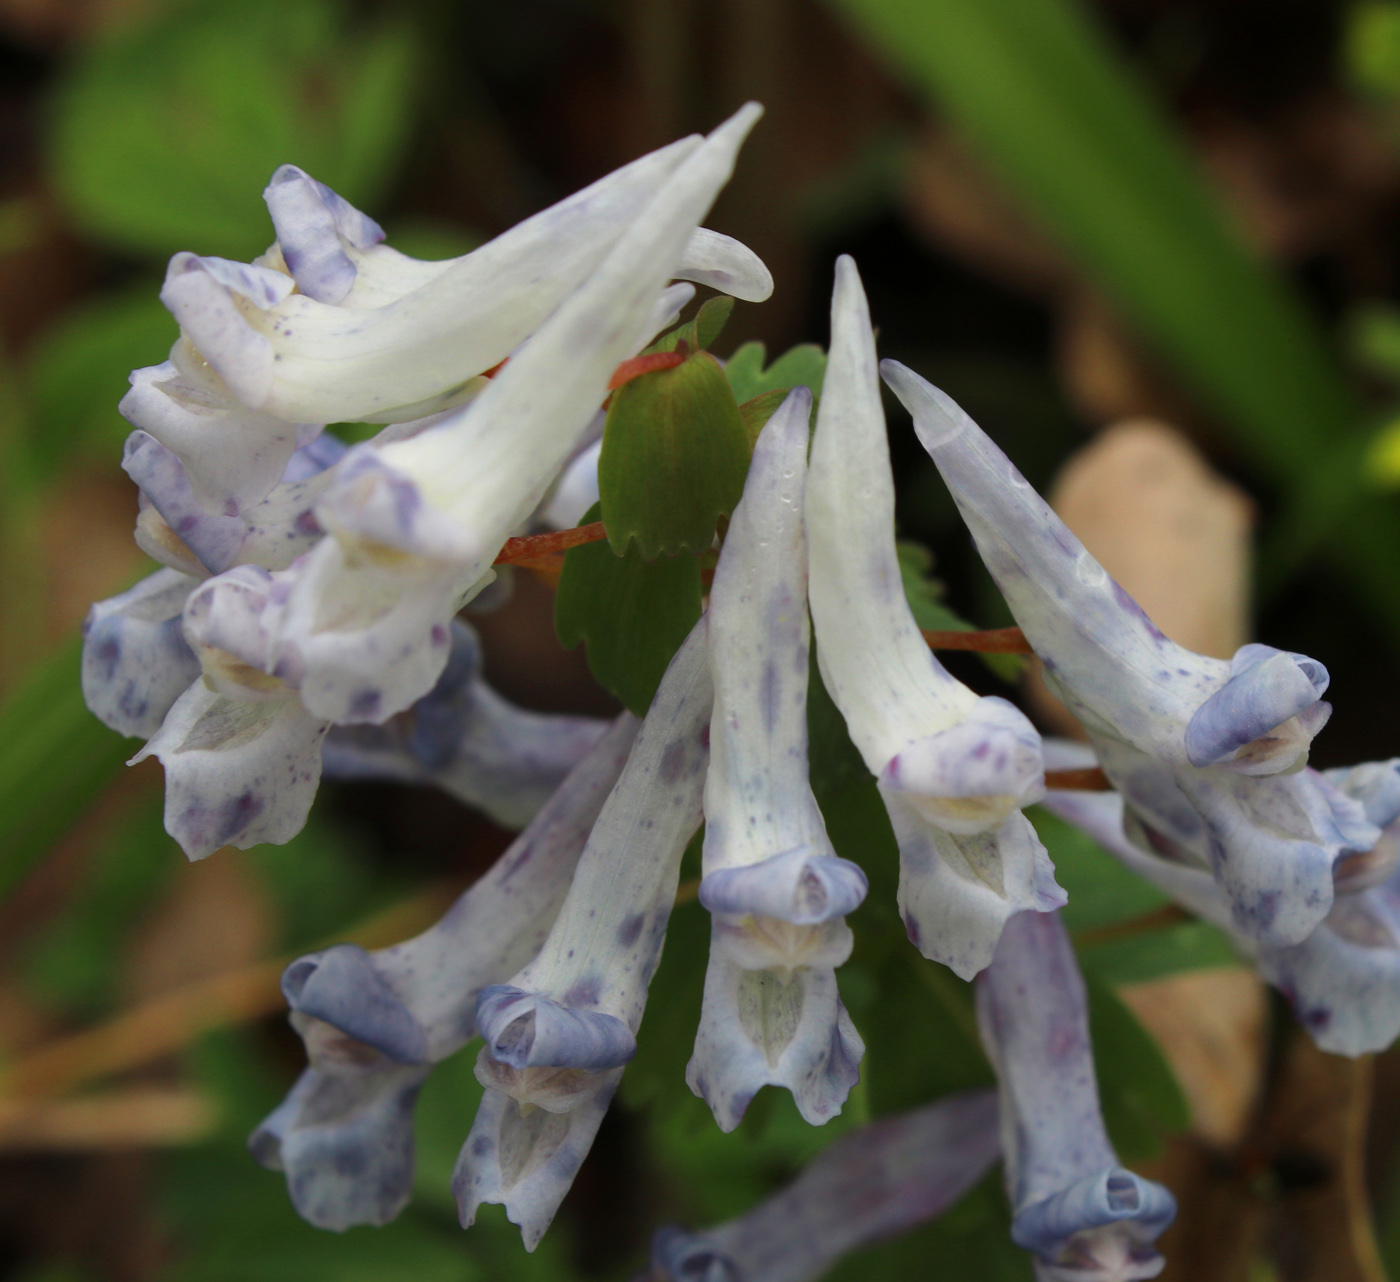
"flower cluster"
82,105,1400,1278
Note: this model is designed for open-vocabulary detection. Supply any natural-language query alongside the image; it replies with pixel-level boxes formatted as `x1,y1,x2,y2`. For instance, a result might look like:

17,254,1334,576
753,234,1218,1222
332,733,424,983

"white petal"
82,569,202,739
134,680,331,859
686,943,863,1131
673,226,774,301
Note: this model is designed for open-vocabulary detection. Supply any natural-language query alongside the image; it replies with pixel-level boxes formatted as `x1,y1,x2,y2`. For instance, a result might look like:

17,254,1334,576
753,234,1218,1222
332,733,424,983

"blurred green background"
3,0,1400,1278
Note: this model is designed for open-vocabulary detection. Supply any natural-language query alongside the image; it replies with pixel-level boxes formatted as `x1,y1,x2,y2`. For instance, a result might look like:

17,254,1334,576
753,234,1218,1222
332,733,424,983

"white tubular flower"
687,388,866,1131
642,1089,1000,1282
456,619,713,1249
82,568,203,739
161,139,771,427
119,355,323,523
133,565,332,859
978,911,1177,1281
1045,748,1400,1058
122,428,347,576
805,256,1061,980
881,361,1374,949
321,620,610,830
249,715,639,1230
232,104,763,729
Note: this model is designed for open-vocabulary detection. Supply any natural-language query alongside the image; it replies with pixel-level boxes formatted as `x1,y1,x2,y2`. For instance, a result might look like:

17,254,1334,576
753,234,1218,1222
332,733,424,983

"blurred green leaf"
27,283,173,482
1349,2,1400,95
599,349,750,558
832,0,1400,638
724,341,827,406
1086,972,1190,1160
807,646,870,804
23,795,175,1015
1030,807,1166,934
651,296,734,354
50,0,418,260
0,636,133,900
898,538,1024,682
1079,920,1239,986
555,502,702,715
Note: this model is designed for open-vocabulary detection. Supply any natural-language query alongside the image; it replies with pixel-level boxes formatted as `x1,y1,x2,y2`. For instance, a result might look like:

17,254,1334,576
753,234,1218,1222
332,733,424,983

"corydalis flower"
322,620,609,831
979,911,1176,1280
457,620,712,1248
159,144,770,429
642,1089,1000,1282
805,256,1062,979
1045,748,1400,1057
687,387,865,1131
250,714,639,1230
883,362,1374,948
201,104,766,732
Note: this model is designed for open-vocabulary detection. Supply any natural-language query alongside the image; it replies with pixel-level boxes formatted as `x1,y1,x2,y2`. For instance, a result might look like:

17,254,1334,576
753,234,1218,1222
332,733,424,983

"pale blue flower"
642,1089,1000,1282
978,910,1176,1280
687,387,865,1131
806,256,1062,980
1045,746,1400,1056
882,361,1376,948
457,619,713,1249
250,714,639,1229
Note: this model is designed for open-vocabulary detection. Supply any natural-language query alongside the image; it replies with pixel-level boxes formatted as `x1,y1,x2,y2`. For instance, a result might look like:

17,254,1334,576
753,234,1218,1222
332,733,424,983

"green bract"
598,346,750,559
555,504,704,715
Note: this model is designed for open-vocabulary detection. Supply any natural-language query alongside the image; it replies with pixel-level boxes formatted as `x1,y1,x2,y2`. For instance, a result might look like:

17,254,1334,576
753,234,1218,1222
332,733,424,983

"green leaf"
1349,2,1400,94
598,349,750,558
724,341,827,406
1085,972,1191,1159
830,0,1400,642
1078,920,1239,986
22,795,175,1015
0,636,133,901
1029,806,1166,934
555,503,703,715
650,296,734,355
27,283,174,482
49,0,418,260
807,645,870,804
897,538,1025,682
737,388,794,448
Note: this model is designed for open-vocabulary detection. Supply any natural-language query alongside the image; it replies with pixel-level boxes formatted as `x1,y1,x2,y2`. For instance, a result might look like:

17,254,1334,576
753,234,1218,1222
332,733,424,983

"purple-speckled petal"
464,620,711,1243
454,1071,621,1251
699,849,867,924
256,714,638,1229
120,360,313,517
132,679,331,860
477,985,636,1071
249,1063,429,1232
686,942,863,1131
159,253,293,409
1184,644,1330,772
641,1090,1001,1282
263,165,385,305
122,431,247,573
82,568,201,739
978,910,1175,1279
282,944,430,1064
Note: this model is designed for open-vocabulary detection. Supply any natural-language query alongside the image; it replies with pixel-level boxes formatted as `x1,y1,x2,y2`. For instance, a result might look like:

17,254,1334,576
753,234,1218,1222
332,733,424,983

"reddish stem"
494,521,608,566
922,626,1034,654
1043,767,1112,792
607,349,687,390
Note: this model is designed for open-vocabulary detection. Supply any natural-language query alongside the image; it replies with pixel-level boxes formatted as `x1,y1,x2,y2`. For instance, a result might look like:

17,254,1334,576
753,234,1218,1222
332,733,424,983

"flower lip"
1184,643,1331,771
699,847,867,924
281,944,429,1065
1011,1167,1177,1257
263,164,386,305
648,1227,740,1282
476,984,637,1071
